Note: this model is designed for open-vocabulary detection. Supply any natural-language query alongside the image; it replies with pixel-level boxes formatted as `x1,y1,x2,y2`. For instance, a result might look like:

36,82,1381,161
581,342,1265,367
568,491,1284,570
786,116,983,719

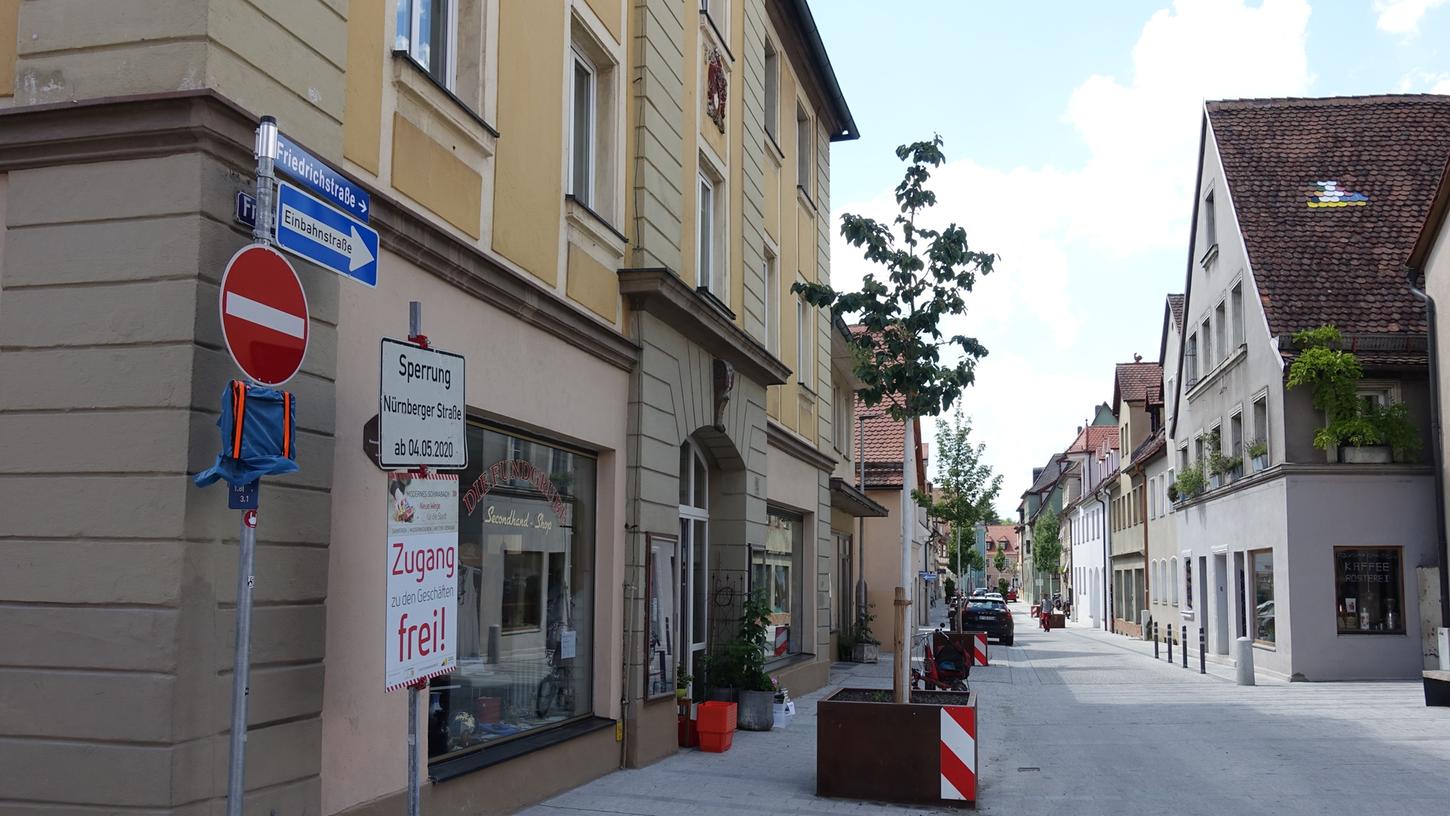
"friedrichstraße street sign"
378,337,466,469
219,244,310,386
276,132,371,221
275,181,380,287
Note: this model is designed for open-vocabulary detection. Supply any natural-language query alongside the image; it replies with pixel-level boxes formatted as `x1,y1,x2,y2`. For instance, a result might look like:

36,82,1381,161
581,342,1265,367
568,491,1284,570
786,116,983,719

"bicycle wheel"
536,674,558,718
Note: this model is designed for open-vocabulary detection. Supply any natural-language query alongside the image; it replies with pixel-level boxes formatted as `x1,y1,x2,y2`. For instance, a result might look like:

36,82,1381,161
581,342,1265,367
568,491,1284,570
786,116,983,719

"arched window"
1170,557,1180,605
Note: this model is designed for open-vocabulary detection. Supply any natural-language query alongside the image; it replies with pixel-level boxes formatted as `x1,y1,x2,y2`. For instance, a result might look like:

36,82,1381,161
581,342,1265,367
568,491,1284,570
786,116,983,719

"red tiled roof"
1206,95,1450,339
1066,425,1118,454
1114,361,1162,406
985,523,1019,552
1167,294,1185,332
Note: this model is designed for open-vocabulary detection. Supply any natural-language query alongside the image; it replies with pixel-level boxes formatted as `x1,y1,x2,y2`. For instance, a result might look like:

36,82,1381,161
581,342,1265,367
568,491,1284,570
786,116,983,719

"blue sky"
813,0,1450,517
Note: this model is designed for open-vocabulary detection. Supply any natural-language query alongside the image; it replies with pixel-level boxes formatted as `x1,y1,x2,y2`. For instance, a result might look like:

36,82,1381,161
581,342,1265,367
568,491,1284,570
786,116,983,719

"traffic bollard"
1181,624,1188,668
1199,626,1206,674
1153,621,1159,659
1167,625,1173,663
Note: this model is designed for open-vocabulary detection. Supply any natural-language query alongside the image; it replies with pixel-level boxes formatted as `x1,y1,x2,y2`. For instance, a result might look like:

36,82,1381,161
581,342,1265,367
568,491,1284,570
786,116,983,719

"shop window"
1335,547,1405,634
429,424,596,762
645,533,679,698
1251,548,1274,643
753,511,804,660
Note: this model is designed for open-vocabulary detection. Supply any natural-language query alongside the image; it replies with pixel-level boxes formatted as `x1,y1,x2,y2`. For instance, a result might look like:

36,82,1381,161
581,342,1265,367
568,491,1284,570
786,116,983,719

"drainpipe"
1097,490,1111,632
1407,267,1450,640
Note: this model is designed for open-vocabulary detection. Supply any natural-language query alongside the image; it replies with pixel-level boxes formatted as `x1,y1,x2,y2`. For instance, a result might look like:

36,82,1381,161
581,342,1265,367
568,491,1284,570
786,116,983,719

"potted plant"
1173,464,1206,501
1247,439,1269,473
1287,325,1422,464
675,666,692,700
818,687,977,806
1167,482,1180,507
720,589,775,732
850,605,880,664
1204,430,1226,489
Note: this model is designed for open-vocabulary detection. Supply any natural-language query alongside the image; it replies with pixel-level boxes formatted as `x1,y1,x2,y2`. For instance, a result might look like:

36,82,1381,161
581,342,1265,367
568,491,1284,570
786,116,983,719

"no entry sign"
220,244,310,386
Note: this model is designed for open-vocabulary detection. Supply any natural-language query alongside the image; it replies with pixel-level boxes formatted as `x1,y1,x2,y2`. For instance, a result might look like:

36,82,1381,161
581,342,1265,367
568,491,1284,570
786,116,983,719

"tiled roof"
1023,453,1067,495
984,523,1019,552
1066,425,1118,454
1206,95,1450,339
1114,361,1162,405
1128,428,1167,468
1167,294,1185,332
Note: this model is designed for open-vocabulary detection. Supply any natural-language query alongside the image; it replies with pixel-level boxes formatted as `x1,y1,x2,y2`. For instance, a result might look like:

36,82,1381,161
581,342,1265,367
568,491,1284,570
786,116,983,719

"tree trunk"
895,417,915,703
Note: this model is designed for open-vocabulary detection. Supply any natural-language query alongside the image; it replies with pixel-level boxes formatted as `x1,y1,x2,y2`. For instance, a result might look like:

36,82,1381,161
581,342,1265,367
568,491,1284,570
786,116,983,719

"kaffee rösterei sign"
385,472,459,691
379,337,466,469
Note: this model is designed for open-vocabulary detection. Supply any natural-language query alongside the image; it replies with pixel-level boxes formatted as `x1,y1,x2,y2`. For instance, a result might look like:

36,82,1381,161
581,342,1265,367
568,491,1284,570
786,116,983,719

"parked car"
1005,587,1018,602
961,597,1014,646
970,587,990,598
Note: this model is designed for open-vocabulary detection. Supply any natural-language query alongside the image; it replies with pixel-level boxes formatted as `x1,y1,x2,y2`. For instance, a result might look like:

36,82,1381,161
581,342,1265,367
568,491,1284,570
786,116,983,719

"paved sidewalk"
520,604,1450,816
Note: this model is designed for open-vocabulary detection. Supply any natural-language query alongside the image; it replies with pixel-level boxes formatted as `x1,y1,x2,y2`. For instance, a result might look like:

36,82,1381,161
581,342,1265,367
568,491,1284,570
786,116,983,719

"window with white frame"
796,103,813,193
796,294,812,390
1170,557,1179,605
1230,411,1243,474
1204,190,1217,250
396,0,455,89
763,39,779,144
1231,283,1245,348
1185,334,1198,384
1201,317,1213,369
1215,301,1227,364
764,248,779,355
1252,393,1269,463
696,166,726,301
569,52,596,208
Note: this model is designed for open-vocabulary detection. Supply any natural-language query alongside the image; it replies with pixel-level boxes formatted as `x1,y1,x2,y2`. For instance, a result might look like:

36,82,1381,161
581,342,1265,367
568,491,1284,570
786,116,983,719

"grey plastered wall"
0,145,338,812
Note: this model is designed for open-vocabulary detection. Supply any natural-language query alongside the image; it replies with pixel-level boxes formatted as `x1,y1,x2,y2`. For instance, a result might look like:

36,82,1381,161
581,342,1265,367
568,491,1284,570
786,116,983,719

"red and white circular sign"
219,244,310,386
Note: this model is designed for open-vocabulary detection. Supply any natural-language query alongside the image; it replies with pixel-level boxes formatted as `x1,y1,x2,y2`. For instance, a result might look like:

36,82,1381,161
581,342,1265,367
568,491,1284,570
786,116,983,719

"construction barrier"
971,631,989,666
939,704,977,804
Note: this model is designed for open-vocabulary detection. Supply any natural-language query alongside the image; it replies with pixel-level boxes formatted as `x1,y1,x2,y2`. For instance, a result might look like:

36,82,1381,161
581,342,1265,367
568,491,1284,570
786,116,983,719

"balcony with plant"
1285,325,1423,464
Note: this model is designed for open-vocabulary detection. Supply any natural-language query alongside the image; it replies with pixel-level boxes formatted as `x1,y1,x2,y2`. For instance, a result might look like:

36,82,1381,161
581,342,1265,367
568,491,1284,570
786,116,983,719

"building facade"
982,523,1021,593
0,1,857,813
1167,96,1447,681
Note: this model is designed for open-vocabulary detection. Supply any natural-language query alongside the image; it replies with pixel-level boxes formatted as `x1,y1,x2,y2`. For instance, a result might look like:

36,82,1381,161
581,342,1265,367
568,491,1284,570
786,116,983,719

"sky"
813,0,1450,518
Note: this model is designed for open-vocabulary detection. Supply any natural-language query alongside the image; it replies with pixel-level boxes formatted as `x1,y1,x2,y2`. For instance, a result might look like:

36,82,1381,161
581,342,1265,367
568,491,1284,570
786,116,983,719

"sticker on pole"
386,472,459,692
378,337,466,469
219,244,309,386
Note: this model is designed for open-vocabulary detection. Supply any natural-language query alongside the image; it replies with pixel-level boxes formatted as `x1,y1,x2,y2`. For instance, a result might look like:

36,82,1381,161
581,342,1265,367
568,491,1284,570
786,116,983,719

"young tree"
918,407,1002,591
1032,509,1062,600
795,136,997,701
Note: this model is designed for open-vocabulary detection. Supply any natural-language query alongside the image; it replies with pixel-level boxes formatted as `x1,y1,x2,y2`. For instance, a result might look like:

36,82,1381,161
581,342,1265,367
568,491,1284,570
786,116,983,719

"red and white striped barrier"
939,704,977,803
773,625,789,657
972,632,989,666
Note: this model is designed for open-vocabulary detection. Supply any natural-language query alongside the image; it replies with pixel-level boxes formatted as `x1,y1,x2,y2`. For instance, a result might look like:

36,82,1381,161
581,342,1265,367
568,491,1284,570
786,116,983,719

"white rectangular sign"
385,472,459,692
379,337,466,469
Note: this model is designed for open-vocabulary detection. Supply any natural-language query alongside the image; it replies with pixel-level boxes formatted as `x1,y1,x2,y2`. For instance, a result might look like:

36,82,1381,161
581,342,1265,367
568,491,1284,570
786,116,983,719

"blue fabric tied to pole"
194,380,298,488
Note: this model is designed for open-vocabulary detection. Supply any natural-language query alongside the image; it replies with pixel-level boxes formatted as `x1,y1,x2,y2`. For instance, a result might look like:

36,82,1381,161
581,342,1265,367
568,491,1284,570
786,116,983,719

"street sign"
235,191,256,228
219,244,310,386
228,480,260,510
276,133,371,221
275,181,380,287
385,472,459,691
378,337,466,469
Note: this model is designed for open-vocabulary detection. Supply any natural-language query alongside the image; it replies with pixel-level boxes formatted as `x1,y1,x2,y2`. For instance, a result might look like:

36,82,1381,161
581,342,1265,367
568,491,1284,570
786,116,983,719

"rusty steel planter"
817,687,977,808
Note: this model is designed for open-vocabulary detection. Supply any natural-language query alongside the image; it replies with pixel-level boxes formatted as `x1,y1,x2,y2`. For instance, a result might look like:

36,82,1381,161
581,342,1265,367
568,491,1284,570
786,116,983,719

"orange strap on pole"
230,381,248,459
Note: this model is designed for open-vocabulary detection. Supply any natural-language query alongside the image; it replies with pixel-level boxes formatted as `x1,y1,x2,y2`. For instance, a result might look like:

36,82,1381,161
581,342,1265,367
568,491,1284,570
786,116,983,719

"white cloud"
1374,0,1449,34
1397,68,1450,93
831,0,1312,515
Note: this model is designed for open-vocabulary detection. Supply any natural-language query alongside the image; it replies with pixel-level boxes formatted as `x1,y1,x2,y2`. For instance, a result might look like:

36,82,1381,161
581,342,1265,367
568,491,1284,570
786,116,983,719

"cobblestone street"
522,604,1450,816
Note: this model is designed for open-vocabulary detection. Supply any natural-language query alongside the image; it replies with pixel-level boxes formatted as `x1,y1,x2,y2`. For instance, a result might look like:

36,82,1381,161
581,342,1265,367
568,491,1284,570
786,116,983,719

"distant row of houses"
1018,94,1450,683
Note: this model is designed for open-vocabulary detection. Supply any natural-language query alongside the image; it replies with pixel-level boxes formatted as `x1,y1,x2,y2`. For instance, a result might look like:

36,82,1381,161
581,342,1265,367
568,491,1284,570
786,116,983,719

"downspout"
1097,490,1111,632
1407,268,1450,636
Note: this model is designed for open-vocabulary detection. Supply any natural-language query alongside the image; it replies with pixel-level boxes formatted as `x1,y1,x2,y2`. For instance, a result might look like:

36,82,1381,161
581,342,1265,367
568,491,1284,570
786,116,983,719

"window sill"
695,285,737,321
1252,641,1276,651
796,184,817,216
698,10,734,62
429,716,614,782
565,194,628,257
1337,631,1408,637
1185,343,1247,403
765,134,785,165
391,50,500,153
1200,243,1220,268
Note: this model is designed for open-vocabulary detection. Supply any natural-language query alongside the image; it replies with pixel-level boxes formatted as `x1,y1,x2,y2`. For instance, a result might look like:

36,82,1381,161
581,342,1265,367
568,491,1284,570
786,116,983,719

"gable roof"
1205,95,1450,341
1113,361,1162,406
1066,425,1118,455
984,523,1019,551
1167,294,1185,332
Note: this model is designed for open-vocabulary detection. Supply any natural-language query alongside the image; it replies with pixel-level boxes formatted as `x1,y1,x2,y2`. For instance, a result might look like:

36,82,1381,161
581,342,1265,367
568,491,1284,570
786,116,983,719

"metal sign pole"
407,300,424,816
226,115,280,816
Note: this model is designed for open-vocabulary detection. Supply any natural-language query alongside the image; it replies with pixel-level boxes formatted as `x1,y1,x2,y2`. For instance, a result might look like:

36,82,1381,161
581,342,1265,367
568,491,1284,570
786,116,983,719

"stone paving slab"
520,602,1450,816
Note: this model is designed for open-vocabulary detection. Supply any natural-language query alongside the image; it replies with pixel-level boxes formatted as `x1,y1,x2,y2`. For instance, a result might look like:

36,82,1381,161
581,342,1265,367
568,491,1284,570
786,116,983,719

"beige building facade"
0,1,856,813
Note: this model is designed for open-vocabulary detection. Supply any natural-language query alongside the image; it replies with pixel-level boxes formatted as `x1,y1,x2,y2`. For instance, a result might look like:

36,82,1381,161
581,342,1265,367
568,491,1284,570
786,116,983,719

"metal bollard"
1199,626,1206,674
1181,624,1188,668
1153,621,1159,659
1167,625,1173,663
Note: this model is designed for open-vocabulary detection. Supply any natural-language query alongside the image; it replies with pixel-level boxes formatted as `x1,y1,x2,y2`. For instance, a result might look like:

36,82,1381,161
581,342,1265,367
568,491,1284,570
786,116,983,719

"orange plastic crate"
698,729,733,753
696,701,737,733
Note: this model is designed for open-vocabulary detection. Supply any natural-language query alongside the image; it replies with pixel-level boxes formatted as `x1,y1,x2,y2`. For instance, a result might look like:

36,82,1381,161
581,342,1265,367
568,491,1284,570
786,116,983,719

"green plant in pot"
1286,325,1422,463
676,665,692,700
726,589,776,731
1174,464,1206,499
851,603,881,663
1204,430,1228,488
1247,439,1269,472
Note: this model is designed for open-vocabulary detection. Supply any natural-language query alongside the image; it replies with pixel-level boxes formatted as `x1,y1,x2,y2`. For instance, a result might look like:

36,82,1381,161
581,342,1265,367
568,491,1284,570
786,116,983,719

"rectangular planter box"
817,687,977,808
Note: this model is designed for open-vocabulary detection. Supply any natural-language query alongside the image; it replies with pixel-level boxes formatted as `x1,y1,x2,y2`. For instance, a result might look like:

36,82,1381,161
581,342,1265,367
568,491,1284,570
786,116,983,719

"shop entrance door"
1213,552,1230,655
678,441,710,689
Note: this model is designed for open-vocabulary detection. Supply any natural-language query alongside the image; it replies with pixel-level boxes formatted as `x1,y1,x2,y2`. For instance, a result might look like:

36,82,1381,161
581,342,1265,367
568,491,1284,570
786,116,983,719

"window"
1185,334,1198,384
645,533,679,698
763,39,779,143
1230,412,1243,476
764,248,779,355
569,53,596,207
1335,548,1405,634
1215,301,1227,364
987,539,995,551
396,0,455,89
833,385,849,454
1251,549,1274,643
1201,318,1213,368
796,295,812,390
796,103,813,193
1204,190,1217,249
753,511,804,658
1231,283,1245,348
1194,434,1204,467
696,170,726,300
1253,394,1269,464
430,424,597,761
1184,557,1193,610
1177,446,1187,473
1170,557,1179,605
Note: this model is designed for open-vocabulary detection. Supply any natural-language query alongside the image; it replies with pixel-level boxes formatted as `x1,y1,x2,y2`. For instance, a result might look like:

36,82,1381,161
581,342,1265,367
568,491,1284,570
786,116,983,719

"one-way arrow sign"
275,181,379,287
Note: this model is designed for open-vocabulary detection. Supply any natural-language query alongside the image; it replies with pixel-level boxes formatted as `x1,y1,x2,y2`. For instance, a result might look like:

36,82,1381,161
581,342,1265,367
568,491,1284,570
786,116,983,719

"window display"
645,534,679,698
428,424,596,762
1251,549,1274,643
1335,547,1404,634
753,511,803,660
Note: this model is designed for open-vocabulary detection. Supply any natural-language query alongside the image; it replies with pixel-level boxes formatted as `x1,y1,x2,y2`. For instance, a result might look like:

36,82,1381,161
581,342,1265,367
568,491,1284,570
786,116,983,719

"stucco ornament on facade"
706,47,727,133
